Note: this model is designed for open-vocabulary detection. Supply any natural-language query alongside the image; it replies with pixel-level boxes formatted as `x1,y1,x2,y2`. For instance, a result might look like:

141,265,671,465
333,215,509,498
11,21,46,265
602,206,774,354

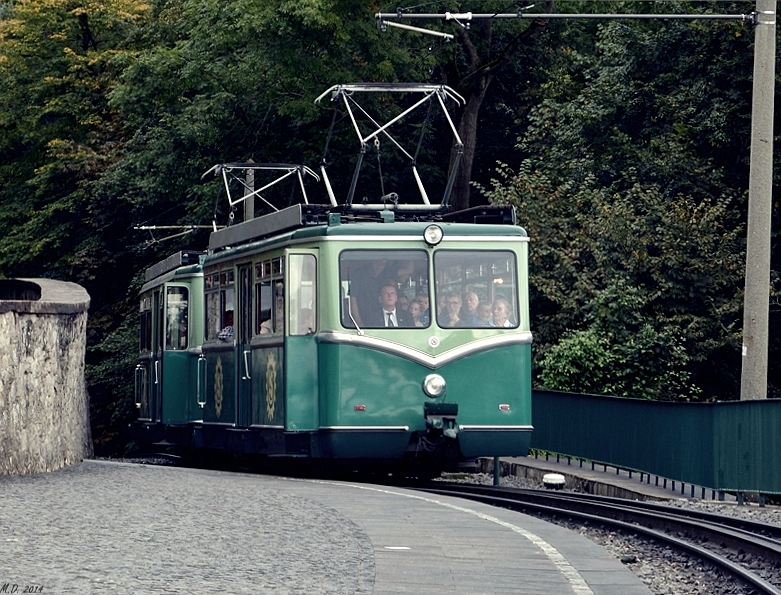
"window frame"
289,253,317,336
254,256,284,337
204,269,235,341
165,285,189,350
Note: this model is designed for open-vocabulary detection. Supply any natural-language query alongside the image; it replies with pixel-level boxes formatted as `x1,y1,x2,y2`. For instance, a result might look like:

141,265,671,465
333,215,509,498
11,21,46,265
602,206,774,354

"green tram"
132,84,533,475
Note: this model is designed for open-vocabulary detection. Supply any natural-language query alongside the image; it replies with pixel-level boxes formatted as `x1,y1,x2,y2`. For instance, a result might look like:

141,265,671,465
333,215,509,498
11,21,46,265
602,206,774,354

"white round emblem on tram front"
428,336,440,348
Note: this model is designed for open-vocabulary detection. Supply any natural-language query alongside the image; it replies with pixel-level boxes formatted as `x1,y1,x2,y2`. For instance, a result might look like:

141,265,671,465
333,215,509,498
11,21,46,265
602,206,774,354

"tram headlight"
423,224,443,246
422,373,446,398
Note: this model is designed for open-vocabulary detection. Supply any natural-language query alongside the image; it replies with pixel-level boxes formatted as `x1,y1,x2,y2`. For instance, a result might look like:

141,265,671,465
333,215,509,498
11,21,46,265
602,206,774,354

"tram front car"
316,215,533,474
134,207,534,476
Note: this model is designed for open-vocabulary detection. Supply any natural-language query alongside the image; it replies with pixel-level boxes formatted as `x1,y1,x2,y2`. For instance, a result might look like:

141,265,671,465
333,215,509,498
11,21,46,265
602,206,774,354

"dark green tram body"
310,221,533,463
316,341,532,459
133,250,206,445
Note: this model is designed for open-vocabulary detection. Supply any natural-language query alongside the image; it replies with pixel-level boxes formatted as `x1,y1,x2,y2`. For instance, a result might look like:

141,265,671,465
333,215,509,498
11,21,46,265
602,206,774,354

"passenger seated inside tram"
408,300,425,327
218,310,234,341
440,294,467,328
461,290,480,326
366,283,413,327
261,290,284,334
491,298,514,328
259,317,273,334
476,301,493,326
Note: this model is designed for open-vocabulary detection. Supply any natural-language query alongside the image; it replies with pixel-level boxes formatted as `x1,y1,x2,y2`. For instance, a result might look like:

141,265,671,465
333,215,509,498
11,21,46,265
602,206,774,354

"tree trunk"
446,2,554,212
450,75,491,212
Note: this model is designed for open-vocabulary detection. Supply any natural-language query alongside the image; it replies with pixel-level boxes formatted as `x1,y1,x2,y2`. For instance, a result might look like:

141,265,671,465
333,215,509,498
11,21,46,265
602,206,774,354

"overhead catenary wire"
377,11,757,22
378,0,760,30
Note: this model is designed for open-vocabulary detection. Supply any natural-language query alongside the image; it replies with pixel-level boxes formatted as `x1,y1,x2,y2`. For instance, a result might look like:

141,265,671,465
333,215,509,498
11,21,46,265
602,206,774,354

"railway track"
415,482,781,595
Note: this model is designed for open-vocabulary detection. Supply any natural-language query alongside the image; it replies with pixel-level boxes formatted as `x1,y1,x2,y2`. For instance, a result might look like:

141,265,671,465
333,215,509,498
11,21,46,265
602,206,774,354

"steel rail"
443,485,781,547
534,489,781,541
421,483,781,555
508,490,781,561
415,483,781,595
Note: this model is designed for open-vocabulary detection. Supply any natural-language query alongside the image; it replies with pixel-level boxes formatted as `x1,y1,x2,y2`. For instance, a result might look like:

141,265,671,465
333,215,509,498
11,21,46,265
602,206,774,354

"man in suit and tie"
368,283,414,328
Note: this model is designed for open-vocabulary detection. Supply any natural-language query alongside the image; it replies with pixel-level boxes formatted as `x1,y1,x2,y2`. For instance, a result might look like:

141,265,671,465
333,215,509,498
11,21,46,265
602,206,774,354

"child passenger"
476,302,492,326
408,300,425,327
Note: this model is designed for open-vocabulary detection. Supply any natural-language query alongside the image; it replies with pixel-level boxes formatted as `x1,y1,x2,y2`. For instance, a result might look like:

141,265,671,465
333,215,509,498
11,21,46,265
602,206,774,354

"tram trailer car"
132,205,532,475
134,250,206,446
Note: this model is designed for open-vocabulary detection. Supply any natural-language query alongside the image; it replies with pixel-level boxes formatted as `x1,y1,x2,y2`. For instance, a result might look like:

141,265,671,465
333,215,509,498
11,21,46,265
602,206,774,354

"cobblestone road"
1,461,374,594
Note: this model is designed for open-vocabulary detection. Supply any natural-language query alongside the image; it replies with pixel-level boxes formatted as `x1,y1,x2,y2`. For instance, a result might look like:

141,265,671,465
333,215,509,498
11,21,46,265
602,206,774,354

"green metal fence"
530,390,781,494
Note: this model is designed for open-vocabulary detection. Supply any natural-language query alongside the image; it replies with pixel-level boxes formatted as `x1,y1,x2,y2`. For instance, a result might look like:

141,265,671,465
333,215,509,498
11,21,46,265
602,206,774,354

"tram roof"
207,204,525,253
291,219,529,239
143,250,205,283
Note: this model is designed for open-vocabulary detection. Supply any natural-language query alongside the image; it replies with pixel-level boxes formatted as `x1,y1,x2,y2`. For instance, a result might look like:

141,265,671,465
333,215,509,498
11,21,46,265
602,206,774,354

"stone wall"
0,279,92,475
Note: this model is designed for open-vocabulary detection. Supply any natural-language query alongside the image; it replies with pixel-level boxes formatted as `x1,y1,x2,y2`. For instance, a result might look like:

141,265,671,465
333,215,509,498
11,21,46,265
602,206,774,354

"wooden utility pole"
741,0,776,400
244,167,255,221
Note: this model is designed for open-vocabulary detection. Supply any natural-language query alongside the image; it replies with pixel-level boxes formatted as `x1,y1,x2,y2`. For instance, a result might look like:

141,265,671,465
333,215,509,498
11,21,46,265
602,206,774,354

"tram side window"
339,250,429,329
205,270,235,341
165,287,189,350
255,257,284,336
289,254,316,335
139,296,152,353
433,251,519,329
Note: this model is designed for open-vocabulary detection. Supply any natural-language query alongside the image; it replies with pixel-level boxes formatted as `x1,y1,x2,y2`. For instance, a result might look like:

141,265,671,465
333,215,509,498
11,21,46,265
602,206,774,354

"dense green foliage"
482,12,760,400
0,0,778,452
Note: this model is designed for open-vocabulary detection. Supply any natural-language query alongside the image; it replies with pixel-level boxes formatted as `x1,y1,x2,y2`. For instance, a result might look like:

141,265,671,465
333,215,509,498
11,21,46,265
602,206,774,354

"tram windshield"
339,250,429,329
433,251,519,329
339,249,520,330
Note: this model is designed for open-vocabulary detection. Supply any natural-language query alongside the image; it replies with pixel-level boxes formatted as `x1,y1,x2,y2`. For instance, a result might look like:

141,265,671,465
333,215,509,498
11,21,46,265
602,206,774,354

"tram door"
152,288,165,422
148,288,164,422
237,264,253,427
136,290,156,421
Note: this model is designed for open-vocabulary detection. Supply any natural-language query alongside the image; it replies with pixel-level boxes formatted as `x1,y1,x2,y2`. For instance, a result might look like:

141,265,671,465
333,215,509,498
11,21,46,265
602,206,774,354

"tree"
0,0,152,453
432,1,555,211
0,0,149,278
371,1,556,210
99,0,439,224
